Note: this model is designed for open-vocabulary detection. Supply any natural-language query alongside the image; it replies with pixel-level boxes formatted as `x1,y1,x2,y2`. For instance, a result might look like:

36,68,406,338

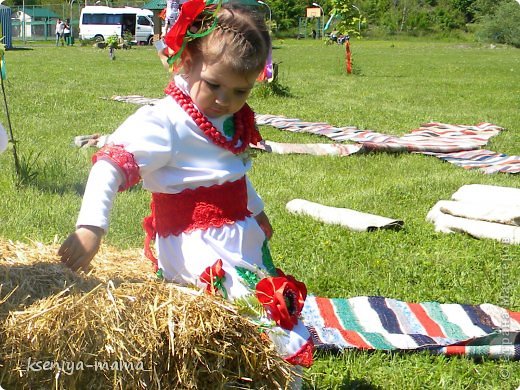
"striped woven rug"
255,115,520,174
303,296,520,359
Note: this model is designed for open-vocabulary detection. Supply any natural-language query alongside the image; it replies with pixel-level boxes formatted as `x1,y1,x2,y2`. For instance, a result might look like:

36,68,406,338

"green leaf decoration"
213,275,228,299
261,240,277,276
156,268,164,279
236,266,261,289
234,295,266,318
223,117,235,137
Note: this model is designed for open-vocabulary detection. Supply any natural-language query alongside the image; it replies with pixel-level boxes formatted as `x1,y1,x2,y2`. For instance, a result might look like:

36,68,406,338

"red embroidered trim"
92,145,141,191
143,177,252,271
164,82,262,153
284,338,314,368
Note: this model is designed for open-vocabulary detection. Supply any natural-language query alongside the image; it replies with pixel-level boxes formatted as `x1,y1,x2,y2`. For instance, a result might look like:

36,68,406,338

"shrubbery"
474,0,520,47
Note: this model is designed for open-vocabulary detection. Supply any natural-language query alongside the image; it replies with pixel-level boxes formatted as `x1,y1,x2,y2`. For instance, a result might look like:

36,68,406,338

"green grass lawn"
1,39,519,388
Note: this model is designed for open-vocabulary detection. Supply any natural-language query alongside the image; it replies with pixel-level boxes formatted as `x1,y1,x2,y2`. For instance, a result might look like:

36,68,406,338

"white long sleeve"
76,159,123,232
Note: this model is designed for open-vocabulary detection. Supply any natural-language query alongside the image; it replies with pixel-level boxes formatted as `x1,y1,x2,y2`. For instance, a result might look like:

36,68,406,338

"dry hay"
0,239,293,389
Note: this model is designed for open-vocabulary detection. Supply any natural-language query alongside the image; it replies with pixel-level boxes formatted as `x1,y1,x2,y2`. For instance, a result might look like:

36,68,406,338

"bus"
79,6,154,45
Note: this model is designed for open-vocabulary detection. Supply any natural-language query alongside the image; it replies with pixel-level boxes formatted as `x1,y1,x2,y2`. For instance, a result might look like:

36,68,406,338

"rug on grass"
302,295,520,359
255,114,519,175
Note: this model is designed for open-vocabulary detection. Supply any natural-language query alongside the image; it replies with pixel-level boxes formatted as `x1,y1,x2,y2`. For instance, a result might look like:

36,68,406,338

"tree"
329,0,363,36
475,0,520,47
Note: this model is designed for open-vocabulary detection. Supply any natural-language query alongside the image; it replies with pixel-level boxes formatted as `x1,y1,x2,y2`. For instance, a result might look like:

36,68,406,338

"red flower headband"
163,0,222,68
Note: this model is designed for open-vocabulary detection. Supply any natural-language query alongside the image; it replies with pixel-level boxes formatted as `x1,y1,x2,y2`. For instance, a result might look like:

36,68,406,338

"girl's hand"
254,211,273,240
58,226,104,272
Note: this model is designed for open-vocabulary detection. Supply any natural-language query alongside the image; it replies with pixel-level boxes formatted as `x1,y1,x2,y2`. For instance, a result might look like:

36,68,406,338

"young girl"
58,0,313,379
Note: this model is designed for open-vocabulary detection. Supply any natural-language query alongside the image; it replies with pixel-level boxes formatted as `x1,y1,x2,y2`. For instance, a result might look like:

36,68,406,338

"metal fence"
11,2,146,42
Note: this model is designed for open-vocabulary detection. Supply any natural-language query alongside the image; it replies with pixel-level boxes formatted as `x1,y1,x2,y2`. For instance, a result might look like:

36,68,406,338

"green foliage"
453,0,478,22
234,294,266,319
251,79,292,98
469,0,504,20
269,0,308,28
15,150,41,187
122,31,133,44
329,0,361,36
433,3,466,30
475,0,520,47
105,34,119,49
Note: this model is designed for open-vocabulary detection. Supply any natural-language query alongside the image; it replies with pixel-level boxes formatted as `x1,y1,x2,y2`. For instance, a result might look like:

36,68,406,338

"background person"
63,19,72,45
55,18,65,46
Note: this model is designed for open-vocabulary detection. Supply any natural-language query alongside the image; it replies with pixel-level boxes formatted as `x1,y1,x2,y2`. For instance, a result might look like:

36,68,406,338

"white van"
79,6,155,45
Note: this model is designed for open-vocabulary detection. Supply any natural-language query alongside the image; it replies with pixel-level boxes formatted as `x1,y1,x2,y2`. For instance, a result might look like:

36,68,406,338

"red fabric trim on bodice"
92,145,141,191
143,177,252,270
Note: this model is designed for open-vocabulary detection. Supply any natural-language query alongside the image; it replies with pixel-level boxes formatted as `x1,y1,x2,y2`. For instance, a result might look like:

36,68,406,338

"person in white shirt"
55,18,65,46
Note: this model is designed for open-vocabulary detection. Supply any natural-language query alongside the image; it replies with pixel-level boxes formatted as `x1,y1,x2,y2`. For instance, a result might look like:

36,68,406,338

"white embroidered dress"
76,76,313,364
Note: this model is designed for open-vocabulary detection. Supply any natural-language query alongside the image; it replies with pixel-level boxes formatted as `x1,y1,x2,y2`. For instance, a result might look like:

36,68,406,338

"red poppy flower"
164,0,206,55
256,273,307,330
200,259,226,295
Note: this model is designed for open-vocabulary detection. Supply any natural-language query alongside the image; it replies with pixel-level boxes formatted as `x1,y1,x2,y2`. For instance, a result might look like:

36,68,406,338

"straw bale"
0,239,293,389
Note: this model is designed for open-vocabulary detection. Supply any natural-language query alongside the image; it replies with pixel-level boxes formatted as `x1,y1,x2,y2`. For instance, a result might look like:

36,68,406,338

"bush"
105,34,120,49
475,0,520,47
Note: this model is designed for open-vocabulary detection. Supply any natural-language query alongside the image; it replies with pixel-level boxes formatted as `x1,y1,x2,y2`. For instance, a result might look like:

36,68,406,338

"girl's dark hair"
183,4,271,74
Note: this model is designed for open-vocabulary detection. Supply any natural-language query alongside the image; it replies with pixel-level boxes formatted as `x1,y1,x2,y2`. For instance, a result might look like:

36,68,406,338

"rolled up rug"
451,184,520,206
286,199,403,232
436,200,520,226
427,201,520,244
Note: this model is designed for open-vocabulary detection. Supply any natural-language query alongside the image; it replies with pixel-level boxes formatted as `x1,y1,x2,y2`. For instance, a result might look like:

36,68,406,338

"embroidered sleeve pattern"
93,145,141,191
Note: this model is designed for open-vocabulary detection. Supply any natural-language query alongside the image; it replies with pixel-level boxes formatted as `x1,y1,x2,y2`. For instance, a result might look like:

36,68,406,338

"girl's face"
185,57,259,118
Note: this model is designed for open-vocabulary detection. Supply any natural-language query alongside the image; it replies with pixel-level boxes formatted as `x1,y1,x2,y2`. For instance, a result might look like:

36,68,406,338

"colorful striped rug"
303,296,520,359
255,115,519,174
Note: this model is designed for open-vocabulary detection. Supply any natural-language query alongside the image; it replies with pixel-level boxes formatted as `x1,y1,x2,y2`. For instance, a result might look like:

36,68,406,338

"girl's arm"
58,159,123,271
59,103,171,271
254,211,273,239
